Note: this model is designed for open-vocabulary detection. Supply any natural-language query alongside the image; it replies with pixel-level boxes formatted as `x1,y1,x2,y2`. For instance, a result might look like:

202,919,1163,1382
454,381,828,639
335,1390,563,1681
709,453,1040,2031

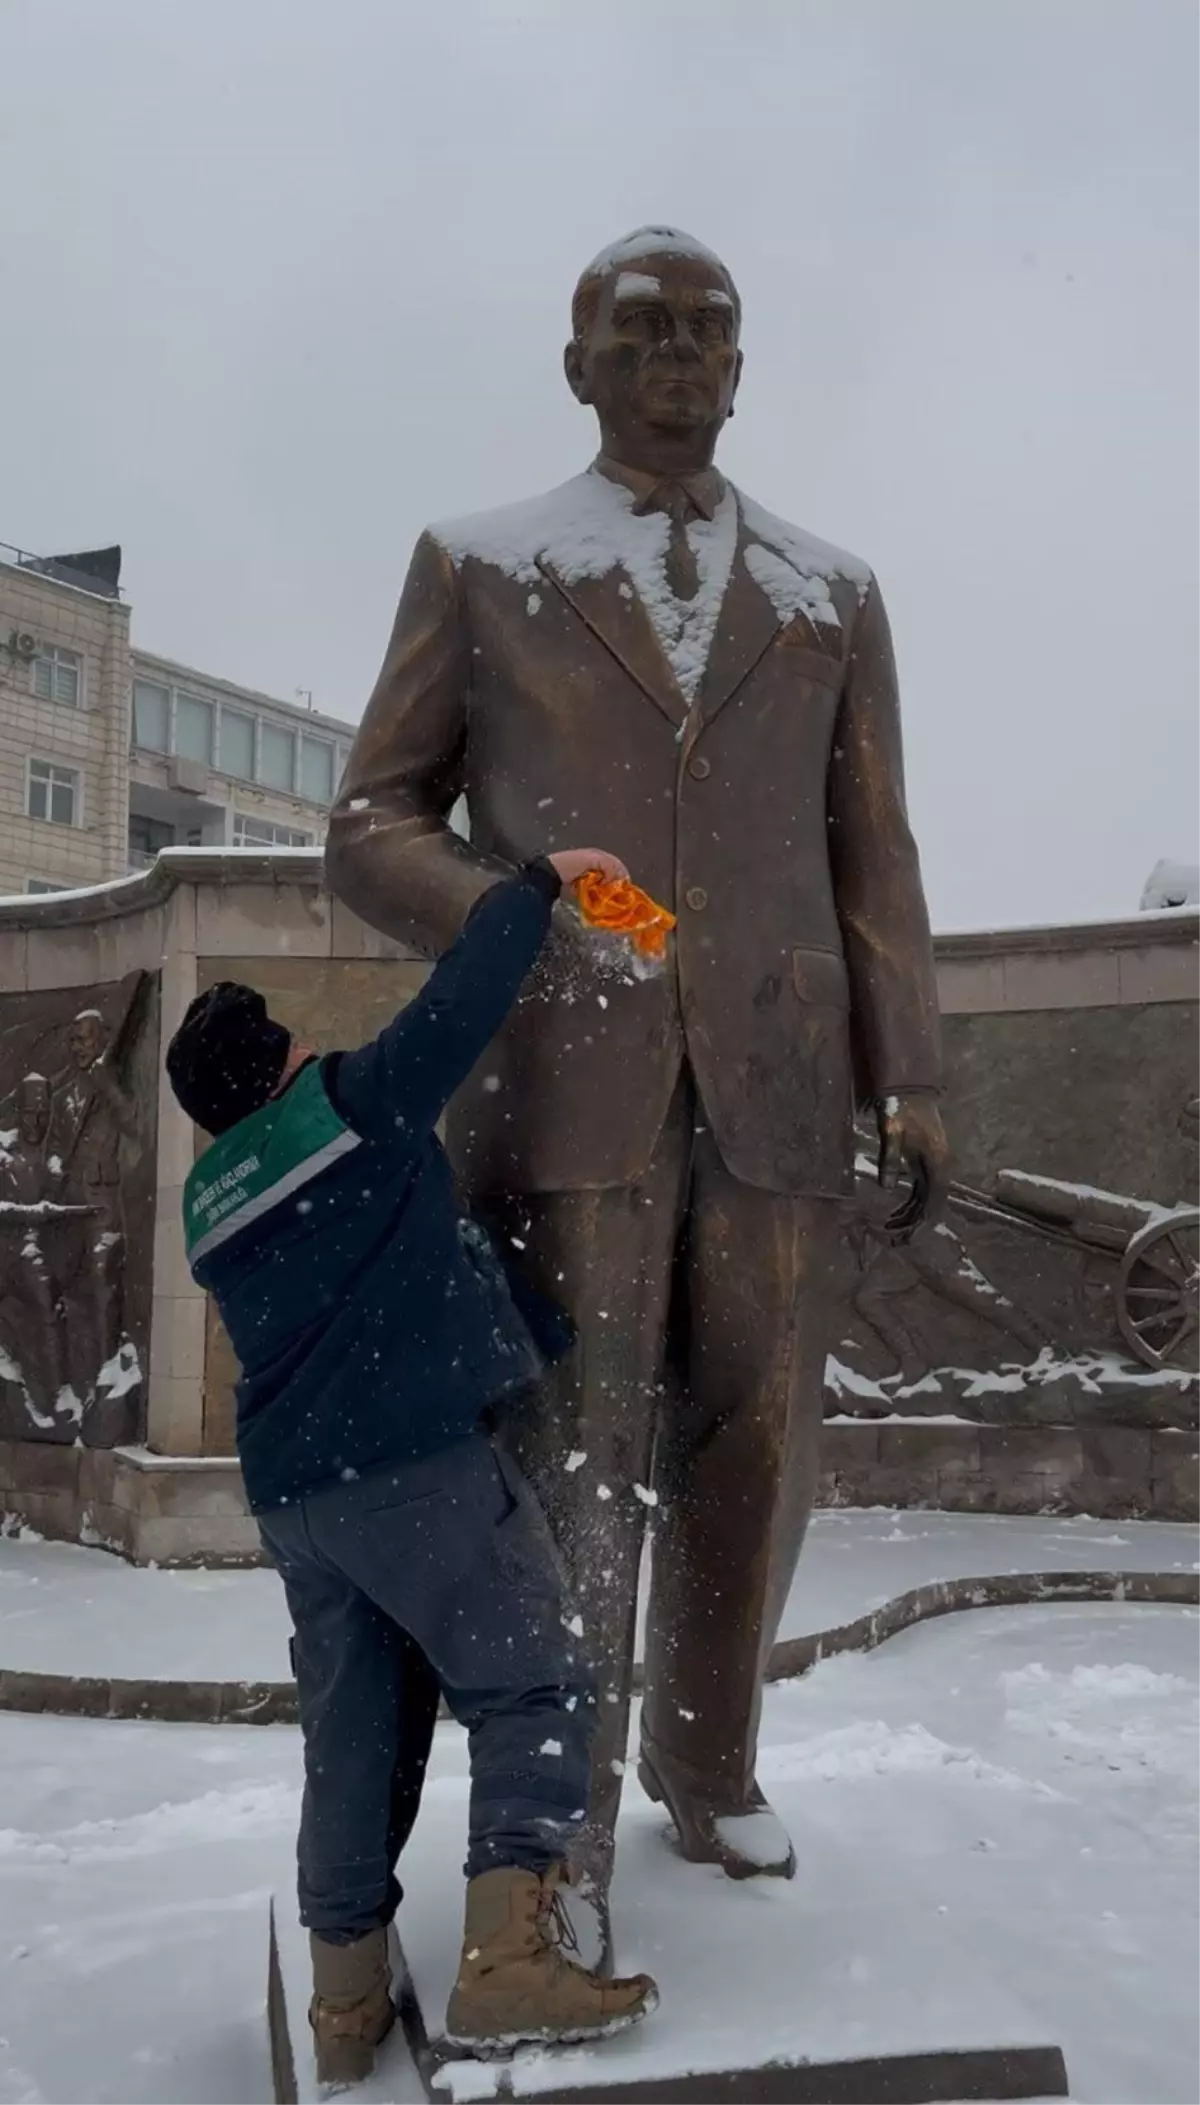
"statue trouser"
479,1077,842,1941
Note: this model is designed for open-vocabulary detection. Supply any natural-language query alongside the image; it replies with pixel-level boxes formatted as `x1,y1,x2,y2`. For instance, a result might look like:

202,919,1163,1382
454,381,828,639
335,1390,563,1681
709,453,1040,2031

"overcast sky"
1,0,1195,928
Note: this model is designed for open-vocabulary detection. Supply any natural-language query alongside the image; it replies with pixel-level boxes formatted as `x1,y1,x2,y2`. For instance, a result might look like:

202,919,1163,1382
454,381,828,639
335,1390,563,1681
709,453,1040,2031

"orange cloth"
572,872,677,962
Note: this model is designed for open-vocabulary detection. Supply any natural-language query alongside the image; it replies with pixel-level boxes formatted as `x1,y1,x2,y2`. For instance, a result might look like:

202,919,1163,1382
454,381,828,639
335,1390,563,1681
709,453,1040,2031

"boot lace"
536,1876,584,1973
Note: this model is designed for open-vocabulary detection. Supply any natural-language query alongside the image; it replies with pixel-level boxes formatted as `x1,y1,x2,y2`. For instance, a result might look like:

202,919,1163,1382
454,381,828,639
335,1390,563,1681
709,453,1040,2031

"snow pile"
756,1717,1043,1792
1002,1658,1198,1777
1140,858,1199,910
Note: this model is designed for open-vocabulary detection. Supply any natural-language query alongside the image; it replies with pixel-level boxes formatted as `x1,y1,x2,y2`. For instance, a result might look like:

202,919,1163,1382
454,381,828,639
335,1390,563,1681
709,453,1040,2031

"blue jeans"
258,1431,595,1941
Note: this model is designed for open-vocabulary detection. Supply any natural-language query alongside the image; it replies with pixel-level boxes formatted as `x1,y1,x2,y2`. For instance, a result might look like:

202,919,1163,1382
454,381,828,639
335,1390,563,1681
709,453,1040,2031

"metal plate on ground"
268,1898,1068,2105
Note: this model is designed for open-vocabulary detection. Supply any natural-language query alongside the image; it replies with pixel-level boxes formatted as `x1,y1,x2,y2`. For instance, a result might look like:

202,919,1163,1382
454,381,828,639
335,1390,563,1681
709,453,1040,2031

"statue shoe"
638,1738,796,1881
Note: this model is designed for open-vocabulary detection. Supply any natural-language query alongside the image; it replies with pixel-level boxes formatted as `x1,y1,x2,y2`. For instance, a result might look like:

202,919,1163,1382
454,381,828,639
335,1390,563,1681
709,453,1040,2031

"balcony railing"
0,538,123,600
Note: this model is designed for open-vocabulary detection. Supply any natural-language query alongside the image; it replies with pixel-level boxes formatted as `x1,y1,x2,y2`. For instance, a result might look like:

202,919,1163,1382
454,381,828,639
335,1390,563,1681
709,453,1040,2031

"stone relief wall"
941,1002,1197,1202
0,970,157,1446
829,1117,1198,1437
0,860,1191,1554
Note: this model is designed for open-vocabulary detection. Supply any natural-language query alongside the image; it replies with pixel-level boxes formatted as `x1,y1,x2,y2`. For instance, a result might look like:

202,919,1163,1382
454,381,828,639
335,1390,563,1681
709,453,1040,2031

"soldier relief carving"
0,971,153,1446
831,1119,1199,1431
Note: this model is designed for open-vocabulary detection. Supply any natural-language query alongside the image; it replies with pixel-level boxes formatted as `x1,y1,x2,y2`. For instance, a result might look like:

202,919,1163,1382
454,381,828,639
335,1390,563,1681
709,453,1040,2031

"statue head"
16,1073,50,1146
564,226,742,474
67,1008,105,1071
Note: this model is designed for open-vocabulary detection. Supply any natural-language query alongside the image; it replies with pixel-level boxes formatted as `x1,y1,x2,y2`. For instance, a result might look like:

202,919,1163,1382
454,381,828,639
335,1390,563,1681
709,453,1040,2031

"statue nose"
670,321,702,361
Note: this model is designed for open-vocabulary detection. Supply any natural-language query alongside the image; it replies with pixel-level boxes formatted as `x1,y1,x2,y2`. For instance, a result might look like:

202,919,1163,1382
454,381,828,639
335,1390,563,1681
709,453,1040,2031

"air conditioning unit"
167,757,209,795
10,630,37,659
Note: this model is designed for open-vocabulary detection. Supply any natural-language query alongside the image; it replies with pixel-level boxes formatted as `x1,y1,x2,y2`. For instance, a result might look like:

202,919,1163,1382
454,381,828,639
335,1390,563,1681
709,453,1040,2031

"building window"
27,759,79,826
175,692,215,766
128,814,178,868
258,722,295,792
33,646,81,707
298,734,334,804
25,877,69,894
219,708,256,780
132,679,170,751
128,668,349,803
232,814,312,848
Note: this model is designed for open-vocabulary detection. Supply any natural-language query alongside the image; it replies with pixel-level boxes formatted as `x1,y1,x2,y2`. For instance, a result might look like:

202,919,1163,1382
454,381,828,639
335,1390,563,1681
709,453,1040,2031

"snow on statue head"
565,226,743,472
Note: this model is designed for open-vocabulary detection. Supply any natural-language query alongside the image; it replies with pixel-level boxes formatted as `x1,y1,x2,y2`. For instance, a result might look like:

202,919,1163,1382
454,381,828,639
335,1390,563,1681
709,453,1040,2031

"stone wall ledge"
819,1421,1199,1522
0,849,338,932
0,848,1194,963
0,1439,259,1565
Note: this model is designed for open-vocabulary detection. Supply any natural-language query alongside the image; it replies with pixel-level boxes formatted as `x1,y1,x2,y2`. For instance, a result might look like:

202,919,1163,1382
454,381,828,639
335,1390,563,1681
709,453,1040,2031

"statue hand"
877,1093,951,1242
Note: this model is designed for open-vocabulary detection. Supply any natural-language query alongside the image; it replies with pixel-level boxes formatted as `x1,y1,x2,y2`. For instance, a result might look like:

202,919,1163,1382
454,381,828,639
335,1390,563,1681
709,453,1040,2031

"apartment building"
0,539,356,895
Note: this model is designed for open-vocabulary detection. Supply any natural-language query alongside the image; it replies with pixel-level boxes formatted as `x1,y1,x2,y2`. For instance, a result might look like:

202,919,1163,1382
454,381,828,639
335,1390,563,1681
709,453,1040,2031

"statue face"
17,1079,49,1145
68,1014,105,1069
566,251,742,461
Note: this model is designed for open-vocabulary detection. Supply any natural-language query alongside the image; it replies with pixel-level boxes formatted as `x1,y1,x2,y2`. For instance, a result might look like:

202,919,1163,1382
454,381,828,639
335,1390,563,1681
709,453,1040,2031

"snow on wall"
1141,858,1200,911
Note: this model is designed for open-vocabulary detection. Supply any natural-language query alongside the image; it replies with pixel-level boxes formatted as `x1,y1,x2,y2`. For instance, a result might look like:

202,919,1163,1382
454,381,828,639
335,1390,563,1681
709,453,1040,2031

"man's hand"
877,1093,951,1241
547,848,629,887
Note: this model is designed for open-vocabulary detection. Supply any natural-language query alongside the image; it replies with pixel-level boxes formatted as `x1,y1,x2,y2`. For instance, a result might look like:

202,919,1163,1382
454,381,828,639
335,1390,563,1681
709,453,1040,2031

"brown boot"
444,1866,658,2053
309,1928,394,2087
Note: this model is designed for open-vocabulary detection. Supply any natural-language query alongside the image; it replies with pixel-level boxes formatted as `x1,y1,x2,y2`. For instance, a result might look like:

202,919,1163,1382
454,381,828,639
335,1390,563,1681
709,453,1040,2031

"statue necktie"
662,485,700,603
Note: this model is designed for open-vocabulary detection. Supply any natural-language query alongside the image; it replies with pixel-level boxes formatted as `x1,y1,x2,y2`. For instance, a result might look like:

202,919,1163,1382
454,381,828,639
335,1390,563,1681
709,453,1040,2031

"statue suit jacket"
326,463,942,1197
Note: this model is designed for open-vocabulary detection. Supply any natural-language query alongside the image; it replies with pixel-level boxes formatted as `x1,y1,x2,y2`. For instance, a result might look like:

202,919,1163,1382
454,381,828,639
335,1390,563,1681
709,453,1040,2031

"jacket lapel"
535,556,687,732
687,511,785,741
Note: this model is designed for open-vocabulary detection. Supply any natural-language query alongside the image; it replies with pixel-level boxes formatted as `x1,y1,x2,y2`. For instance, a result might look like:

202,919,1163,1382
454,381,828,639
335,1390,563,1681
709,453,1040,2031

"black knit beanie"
166,981,292,1135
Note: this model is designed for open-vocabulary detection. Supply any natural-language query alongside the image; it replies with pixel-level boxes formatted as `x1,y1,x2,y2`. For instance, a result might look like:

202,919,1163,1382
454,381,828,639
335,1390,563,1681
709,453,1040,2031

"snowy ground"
0,1602,1195,2105
2,1509,1195,1684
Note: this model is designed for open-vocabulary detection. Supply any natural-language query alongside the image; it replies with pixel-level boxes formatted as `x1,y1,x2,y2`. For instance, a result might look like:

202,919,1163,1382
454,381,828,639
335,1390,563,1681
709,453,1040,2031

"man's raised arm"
325,531,510,957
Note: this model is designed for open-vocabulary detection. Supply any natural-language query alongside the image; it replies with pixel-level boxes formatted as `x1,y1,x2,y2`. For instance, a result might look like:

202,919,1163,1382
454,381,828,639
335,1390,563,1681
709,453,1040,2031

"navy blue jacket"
182,863,569,1513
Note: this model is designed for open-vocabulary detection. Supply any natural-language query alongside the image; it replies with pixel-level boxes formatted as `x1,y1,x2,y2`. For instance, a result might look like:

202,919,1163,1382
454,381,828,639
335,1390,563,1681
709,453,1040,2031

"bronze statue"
327,225,948,1957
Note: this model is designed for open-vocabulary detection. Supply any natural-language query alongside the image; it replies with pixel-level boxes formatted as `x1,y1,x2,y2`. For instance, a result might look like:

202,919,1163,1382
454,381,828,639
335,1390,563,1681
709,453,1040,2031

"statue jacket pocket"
792,946,851,1009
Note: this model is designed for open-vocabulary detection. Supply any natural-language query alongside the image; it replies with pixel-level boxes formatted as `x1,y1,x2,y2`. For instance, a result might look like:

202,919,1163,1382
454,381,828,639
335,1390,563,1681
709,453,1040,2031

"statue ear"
563,338,590,405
